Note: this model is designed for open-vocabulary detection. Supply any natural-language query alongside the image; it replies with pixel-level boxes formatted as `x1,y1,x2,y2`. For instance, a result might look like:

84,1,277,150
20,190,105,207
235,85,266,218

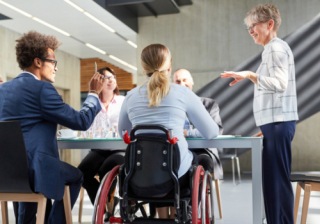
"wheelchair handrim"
94,165,120,224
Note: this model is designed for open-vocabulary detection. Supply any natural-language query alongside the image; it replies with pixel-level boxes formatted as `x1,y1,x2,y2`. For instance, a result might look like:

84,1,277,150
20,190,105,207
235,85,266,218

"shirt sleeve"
88,93,99,99
187,128,204,138
39,82,101,131
185,90,219,139
118,96,132,138
187,99,223,137
257,43,289,93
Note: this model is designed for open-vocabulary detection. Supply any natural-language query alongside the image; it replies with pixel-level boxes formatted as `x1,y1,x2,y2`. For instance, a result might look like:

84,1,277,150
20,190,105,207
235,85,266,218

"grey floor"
2,174,320,224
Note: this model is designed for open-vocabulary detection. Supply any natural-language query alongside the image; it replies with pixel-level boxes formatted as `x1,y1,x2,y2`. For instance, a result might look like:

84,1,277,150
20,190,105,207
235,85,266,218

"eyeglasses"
38,57,58,68
246,22,262,32
102,75,116,80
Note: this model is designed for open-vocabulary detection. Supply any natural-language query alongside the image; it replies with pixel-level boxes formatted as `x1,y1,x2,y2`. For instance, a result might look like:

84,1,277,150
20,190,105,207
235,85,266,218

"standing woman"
221,4,298,224
78,67,125,211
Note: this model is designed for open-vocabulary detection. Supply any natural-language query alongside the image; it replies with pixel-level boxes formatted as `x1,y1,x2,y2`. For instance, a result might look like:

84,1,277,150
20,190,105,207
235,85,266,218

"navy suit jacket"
0,73,101,200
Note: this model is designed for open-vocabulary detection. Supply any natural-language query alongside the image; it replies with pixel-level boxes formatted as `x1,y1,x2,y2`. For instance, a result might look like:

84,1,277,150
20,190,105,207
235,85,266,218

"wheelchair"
92,125,215,224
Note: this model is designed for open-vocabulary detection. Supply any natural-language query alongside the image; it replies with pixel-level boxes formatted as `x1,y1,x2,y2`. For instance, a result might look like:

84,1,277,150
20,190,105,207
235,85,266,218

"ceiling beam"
175,0,192,6
106,0,154,6
0,13,11,20
169,0,180,12
143,3,158,18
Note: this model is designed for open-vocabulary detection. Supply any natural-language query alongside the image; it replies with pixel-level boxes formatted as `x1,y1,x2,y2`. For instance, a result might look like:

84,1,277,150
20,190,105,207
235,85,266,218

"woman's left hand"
221,71,251,86
252,131,263,137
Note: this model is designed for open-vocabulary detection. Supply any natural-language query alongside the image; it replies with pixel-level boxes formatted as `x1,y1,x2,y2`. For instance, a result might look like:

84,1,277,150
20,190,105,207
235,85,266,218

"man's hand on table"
252,131,263,137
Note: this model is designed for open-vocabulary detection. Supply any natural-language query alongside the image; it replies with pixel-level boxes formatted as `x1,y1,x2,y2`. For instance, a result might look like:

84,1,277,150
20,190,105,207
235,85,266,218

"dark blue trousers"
17,161,83,224
260,121,296,224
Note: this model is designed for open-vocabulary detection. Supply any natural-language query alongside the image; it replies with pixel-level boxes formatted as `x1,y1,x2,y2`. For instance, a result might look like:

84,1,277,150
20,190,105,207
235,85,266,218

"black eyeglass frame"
246,21,263,32
38,57,58,68
102,75,117,80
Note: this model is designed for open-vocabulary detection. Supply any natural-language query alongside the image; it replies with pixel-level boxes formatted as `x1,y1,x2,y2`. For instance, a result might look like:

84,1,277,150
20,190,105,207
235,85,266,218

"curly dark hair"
15,31,61,70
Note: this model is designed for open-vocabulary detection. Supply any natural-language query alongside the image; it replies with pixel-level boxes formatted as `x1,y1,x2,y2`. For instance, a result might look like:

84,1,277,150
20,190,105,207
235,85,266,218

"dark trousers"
15,161,83,224
78,149,125,204
260,121,296,224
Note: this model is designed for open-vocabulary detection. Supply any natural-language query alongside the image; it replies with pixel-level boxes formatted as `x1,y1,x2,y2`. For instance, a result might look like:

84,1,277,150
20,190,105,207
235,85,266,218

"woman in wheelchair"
93,44,219,224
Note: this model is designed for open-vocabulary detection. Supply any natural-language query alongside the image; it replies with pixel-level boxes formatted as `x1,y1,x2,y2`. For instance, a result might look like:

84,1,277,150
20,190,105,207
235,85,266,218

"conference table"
58,136,264,224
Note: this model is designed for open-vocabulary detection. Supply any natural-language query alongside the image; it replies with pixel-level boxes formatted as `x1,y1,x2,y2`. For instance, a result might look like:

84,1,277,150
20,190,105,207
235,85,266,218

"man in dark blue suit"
0,31,104,224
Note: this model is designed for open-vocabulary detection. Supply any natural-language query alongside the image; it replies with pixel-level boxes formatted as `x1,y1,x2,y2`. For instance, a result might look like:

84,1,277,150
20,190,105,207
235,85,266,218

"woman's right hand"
221,71,251,86
252,131,263,137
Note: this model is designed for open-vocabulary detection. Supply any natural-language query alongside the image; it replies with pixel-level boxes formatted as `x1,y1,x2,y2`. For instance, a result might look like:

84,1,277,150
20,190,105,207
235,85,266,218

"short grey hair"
244,4,281,32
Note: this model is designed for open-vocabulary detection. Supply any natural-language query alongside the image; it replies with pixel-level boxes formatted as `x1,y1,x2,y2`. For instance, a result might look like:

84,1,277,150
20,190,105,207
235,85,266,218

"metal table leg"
251,139,264,224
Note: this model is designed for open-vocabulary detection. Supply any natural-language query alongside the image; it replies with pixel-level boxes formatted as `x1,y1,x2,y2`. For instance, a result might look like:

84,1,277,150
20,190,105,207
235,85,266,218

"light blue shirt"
118,83,219,177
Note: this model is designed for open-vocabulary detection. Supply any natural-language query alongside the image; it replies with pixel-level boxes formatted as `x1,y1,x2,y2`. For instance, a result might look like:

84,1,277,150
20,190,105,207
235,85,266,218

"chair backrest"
123,125,180,198
0,120,33,193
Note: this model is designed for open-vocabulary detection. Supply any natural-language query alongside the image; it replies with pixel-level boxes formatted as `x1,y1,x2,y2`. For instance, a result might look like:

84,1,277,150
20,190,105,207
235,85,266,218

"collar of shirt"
264,37,278,49
99,95,117,113
23,71,39,80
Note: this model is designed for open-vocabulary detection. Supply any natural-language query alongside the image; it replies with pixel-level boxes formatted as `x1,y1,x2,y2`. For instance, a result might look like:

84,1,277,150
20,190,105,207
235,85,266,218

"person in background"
221,4,298,224
78,67,125,220
173,69,224,179
118,44,219,219
0,76,3,85
0,31,103,224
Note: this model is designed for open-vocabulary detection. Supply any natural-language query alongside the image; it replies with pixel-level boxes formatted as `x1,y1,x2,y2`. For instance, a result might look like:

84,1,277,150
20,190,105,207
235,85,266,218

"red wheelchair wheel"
192,166,205,224
192,166,214,224
201,171,215,224
95,165,121,224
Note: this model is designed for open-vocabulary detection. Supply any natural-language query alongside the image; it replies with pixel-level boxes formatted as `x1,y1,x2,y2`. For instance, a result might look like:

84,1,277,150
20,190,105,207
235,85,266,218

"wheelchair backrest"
124,125,180,197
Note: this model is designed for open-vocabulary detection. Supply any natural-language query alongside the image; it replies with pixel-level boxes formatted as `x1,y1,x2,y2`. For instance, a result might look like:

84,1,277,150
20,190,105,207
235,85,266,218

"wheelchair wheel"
201,171,215,224
192,166,214,224
93,165,121,224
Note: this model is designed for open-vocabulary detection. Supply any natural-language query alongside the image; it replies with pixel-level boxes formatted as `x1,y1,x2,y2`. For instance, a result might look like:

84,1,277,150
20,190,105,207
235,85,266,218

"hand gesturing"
221,71,251,86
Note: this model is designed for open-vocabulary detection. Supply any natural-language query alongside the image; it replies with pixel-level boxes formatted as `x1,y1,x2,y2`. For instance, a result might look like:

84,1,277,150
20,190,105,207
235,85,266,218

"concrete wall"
137,0,320,173
137,0,320,91
0,26,82,166
292,113,320,171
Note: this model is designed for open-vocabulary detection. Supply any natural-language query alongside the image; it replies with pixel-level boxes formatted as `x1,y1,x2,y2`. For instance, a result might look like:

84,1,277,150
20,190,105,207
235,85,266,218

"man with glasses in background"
0,31,104,224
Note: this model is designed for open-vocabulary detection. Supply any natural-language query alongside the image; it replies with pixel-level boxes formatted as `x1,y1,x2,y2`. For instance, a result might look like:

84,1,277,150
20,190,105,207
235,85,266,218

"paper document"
216,135,237,138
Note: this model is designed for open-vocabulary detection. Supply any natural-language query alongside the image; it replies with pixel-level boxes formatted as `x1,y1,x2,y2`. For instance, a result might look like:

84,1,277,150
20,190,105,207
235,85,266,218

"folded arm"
187,98,223,138
186,90,219,139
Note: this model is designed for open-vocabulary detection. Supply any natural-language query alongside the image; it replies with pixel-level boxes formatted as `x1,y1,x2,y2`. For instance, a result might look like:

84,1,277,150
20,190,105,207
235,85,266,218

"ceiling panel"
0,0,137,75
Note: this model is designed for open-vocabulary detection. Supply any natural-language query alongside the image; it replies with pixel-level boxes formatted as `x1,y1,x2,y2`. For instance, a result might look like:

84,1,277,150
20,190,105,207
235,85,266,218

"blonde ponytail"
140,44,172,107
147,70,170,107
